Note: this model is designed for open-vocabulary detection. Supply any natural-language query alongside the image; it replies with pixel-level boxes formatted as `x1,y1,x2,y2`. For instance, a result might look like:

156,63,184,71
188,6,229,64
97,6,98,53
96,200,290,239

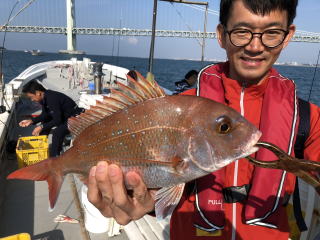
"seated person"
127,70,138,81
19,80,84,157
172,69,198,95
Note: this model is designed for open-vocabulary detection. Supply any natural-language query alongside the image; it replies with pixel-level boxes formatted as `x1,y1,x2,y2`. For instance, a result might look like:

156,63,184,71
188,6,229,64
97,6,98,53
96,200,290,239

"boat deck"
0,62,170,240
0,101,129,240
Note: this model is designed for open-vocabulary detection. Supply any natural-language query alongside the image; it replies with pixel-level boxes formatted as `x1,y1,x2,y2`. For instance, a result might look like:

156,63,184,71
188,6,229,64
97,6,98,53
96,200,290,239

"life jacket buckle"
222,184,251,203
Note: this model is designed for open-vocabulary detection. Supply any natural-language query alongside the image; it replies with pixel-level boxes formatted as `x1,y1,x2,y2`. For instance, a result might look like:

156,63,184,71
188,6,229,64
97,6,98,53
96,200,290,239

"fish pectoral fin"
155,183,185,220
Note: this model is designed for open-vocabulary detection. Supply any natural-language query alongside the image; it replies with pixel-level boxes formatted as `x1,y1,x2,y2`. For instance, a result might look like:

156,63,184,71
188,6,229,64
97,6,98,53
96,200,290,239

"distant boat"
31,49,43,56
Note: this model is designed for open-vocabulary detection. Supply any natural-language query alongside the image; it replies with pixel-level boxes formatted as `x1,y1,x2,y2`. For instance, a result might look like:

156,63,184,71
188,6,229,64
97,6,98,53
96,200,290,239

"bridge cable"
307,48,320,102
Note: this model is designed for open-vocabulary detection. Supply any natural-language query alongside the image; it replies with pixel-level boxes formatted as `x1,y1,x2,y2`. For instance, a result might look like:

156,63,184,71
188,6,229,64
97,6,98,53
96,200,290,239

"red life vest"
170,62,298,239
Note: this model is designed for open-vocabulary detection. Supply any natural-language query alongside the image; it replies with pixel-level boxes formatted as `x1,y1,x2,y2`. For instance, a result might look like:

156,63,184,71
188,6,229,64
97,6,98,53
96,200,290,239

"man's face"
217,0,295,85
26,91,43,102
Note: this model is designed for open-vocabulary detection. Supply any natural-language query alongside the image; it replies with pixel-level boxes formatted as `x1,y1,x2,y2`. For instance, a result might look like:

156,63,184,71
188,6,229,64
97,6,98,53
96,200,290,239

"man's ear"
282,24,296,49
217,24,226,49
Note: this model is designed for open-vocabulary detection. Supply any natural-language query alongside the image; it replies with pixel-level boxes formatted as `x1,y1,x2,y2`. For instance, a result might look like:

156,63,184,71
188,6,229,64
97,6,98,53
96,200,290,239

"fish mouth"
240,130,262,157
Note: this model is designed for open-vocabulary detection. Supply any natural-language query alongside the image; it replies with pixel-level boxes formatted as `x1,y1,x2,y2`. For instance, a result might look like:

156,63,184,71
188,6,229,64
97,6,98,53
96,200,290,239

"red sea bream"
8,72,261,219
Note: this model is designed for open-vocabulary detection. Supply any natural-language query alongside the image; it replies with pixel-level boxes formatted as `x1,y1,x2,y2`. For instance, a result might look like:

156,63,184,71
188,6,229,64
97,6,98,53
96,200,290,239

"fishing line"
307,48,320,102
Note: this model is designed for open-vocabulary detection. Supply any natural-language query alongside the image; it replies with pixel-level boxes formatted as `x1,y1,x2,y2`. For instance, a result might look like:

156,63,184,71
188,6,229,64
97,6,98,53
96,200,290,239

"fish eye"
216,116,232,134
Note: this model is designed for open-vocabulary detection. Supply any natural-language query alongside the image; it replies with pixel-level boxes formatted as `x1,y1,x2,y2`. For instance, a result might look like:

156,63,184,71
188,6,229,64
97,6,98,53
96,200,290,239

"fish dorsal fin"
68,71,166,138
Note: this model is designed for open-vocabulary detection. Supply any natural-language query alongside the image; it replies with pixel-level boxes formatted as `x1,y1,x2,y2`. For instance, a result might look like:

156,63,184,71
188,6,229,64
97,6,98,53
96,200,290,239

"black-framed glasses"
225,28,289,48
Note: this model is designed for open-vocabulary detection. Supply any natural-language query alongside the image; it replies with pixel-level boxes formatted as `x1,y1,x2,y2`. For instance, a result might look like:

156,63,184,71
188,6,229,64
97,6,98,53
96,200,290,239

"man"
172,70,198,95
86,0,320,239
19,80,83,157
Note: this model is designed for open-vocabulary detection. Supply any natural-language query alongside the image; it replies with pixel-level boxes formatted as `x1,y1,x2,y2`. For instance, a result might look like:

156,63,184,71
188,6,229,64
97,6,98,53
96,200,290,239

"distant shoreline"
2,49,318,68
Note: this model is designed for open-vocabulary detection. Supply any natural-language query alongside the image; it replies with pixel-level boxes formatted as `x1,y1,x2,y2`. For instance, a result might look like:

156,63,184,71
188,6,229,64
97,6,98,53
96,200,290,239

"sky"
0,0,320,64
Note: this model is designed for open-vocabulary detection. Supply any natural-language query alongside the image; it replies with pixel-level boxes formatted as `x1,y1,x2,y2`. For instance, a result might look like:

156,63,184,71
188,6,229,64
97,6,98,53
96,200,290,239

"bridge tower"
59,0,85,54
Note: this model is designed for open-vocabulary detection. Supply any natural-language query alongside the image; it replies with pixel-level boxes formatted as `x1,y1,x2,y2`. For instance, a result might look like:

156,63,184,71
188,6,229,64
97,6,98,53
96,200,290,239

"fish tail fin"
7,157,64,210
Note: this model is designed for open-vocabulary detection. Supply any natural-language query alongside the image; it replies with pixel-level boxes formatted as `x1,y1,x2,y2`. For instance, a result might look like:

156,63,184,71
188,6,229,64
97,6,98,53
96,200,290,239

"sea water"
2,50,320,105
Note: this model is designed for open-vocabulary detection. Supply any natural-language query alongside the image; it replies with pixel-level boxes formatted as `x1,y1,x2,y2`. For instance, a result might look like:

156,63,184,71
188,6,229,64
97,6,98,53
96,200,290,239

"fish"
7,71,262,220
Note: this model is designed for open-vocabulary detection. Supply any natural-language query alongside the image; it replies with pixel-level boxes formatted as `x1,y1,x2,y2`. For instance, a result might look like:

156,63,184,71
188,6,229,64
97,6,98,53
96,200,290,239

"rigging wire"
1,0,38,79
116,12,122,67
170,3,203,47
180,4,319,38
1,0,21,76
0,0,22,116
183,4,219,16
0,0,37,130
307,48,320,102
1,0,36,28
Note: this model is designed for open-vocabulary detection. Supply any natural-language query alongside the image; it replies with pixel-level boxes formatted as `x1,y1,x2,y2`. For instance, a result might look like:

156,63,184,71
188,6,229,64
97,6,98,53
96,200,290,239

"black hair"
184,70,198,80
127,70,138,81
22,80,46,94
219,0,298,27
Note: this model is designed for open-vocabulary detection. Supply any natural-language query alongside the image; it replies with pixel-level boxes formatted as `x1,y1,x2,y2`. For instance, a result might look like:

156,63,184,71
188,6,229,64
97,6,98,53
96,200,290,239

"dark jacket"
172,79,193,95
32,90,82,131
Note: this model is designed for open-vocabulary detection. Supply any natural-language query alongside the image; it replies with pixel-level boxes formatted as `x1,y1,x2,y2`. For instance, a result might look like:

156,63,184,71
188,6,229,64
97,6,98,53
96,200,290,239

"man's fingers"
126,172,147,202
108,164,132,210
87,166,101,205
126,172,155,212
87,165,116,218
95,161,114,205
87,163,155,224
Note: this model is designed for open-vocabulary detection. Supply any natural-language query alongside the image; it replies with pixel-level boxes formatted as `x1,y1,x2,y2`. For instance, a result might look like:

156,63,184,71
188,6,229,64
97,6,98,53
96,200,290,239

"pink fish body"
8,72,261,219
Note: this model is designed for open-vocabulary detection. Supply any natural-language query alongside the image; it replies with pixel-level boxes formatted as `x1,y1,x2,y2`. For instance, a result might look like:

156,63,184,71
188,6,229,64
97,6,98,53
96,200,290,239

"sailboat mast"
148,0,158,74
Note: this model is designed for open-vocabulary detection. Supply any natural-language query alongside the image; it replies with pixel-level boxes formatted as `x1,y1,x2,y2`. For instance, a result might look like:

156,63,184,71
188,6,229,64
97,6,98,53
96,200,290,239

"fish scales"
62,97,192,187
7,72,261,219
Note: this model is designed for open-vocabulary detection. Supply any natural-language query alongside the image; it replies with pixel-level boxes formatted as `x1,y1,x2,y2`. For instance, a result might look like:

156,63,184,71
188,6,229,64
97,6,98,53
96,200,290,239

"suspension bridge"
2,26,320,43
0,0,320,55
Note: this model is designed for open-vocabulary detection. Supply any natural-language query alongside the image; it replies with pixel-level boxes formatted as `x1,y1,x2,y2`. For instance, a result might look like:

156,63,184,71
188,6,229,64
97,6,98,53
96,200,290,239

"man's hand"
19,119,33,127
32,125,43,136
87,161,156,225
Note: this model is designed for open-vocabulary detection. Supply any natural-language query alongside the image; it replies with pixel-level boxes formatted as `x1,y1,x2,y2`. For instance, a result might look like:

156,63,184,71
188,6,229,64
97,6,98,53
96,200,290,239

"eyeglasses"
225,28,289,48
